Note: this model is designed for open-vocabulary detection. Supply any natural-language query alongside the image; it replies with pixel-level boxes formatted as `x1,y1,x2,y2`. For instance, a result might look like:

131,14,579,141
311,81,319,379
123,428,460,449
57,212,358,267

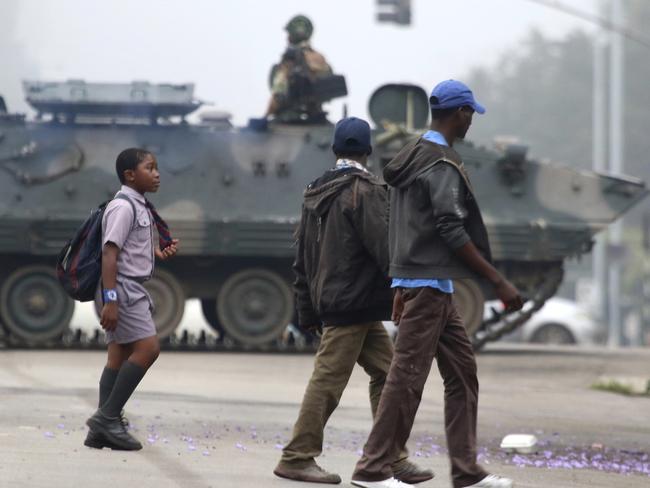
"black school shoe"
84,411,131,450
86,410,142,451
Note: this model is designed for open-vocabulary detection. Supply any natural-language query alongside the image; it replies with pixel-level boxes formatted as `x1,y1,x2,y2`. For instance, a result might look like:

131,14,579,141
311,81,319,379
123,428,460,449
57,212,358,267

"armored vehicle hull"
0,82,646,349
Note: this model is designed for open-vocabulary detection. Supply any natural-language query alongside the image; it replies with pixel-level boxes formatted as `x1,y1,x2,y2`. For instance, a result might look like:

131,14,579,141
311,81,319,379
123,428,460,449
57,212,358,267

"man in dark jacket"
274,117,432,485
351,81,523,488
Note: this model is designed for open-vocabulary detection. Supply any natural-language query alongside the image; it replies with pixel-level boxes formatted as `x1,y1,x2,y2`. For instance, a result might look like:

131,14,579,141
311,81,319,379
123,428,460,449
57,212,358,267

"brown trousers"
280,321,407,468
353,288,487,488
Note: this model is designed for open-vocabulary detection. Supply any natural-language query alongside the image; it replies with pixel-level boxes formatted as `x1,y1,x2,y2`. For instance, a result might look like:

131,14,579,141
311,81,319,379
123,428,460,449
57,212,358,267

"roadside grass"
591,377,650,397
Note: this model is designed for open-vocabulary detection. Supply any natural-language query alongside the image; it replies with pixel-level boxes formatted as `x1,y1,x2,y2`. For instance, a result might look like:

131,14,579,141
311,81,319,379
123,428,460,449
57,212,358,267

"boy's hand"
392,288,404,325
156,239,179,261
100,302,119,331
495,279,524,312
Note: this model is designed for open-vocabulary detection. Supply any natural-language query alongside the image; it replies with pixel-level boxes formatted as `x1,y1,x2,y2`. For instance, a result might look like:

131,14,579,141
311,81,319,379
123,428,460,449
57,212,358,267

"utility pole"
607,0,625,347
642,212,650,345
592,0,608,330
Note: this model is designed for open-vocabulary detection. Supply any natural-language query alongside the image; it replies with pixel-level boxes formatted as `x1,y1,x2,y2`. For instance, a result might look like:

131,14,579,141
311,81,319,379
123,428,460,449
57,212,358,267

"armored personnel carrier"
0,80,646,349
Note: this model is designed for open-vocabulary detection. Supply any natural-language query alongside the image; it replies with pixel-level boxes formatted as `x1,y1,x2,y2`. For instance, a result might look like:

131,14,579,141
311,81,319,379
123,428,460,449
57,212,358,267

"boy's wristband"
103,288,118,303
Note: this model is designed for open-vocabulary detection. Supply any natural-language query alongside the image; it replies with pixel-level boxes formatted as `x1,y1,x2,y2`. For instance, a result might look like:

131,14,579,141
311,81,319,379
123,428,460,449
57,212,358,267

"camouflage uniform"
269,16,333,122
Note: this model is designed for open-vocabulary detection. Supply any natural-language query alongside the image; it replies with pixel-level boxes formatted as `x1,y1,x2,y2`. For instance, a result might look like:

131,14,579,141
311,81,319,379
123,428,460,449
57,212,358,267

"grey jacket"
383,137,492,279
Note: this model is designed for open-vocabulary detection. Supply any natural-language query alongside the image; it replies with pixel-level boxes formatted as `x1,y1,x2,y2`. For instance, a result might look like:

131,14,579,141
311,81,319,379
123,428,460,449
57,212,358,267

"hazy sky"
3,0,599,124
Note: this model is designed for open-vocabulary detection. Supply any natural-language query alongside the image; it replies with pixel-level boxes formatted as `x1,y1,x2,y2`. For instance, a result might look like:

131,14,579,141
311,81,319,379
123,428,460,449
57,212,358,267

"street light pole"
592,0,608,331
607,0,625,347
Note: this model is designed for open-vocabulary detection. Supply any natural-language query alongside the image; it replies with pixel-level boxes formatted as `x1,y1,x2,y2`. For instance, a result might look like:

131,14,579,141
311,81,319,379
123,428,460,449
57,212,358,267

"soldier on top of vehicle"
265,15,334,123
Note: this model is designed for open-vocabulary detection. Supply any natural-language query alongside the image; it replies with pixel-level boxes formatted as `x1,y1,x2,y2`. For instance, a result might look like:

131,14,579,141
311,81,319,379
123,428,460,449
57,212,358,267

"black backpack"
56,193,136,301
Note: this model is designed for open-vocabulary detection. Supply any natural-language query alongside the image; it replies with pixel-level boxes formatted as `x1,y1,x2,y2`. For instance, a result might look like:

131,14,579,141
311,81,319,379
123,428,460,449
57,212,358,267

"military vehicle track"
473,265,564,349
0,322,320,353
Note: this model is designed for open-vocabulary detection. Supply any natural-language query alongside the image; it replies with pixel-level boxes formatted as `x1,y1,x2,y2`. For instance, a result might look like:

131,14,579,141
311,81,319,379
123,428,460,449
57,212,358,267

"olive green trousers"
280,321,407,467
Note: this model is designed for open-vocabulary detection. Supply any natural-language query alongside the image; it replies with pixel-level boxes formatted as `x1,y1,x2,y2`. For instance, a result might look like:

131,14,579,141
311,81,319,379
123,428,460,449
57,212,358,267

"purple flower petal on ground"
44,431,55,438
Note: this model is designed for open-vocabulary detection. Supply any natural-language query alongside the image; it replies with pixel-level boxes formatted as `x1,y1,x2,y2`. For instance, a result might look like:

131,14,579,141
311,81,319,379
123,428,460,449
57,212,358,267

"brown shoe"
392,459,434,484
274,461,342,484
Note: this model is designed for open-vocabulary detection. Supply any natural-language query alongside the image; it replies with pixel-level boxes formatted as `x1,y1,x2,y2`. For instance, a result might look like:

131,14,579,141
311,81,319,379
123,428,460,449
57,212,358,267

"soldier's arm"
266,63,290,116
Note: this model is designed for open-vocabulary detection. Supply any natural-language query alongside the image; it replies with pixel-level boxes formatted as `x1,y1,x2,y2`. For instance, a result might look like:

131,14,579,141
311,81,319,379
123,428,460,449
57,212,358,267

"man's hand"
495,279,524,312
100,302,119,331
156,239,180,261
304,324,323,336
453,242,524,312
392,288,404,325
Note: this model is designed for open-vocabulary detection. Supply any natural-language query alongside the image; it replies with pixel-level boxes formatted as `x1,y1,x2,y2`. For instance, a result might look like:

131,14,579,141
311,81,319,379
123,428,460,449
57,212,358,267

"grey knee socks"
100,361,146,418
98,367,119,407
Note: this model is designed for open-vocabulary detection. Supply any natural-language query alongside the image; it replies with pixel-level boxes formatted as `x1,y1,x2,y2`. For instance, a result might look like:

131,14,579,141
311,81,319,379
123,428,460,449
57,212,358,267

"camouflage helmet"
285,15,313,44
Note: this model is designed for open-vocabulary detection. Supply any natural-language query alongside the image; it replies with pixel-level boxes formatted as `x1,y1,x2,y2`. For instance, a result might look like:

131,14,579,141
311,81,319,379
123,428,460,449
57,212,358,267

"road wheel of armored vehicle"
144,269,185,340
453,279,485,336
217,268,294,346
0,265,74,344
201,299,226,338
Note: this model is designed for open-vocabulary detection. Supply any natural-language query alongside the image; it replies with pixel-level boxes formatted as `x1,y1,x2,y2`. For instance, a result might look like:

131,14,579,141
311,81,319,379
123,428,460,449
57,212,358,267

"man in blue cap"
351,81,523,488
274,117,433,485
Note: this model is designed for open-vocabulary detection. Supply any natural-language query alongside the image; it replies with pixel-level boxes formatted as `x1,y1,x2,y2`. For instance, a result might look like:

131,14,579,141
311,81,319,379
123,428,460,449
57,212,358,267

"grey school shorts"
95,278,157,344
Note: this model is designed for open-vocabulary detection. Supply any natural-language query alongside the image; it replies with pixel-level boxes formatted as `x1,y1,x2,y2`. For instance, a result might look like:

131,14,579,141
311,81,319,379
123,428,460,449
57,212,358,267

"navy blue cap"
429,80,486,114
332,117,372,155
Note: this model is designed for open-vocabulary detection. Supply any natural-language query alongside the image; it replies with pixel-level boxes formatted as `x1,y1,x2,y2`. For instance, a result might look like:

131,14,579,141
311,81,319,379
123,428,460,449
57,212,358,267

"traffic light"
376,0,411,26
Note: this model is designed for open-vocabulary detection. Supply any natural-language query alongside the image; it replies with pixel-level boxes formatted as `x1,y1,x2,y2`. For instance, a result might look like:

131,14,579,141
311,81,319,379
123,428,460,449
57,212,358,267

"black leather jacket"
383,138,492,280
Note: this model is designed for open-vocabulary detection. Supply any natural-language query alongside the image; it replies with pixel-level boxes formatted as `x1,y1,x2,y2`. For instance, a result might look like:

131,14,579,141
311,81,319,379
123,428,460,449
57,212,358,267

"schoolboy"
351,81,523,488
84,148,179,450
273,118,432,484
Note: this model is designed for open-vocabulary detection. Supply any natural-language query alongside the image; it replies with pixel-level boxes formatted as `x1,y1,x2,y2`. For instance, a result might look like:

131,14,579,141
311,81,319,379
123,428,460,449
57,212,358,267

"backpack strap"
114,192,138,230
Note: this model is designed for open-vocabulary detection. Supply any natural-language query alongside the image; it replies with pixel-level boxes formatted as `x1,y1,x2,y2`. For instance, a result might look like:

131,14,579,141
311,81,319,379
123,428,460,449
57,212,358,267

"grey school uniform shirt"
95,185,157,344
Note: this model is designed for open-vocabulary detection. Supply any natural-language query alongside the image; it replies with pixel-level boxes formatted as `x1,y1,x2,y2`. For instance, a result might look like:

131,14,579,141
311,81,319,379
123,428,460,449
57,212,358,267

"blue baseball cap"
332,117,372,155
429,80,486,114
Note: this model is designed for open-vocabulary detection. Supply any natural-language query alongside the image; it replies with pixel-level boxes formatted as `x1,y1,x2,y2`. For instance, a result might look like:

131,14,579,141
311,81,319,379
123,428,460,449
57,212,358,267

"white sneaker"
351,477,414,488
464,474,514,488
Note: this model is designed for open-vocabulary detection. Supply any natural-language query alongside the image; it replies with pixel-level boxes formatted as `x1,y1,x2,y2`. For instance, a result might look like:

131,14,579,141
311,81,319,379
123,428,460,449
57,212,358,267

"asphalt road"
1,344,649,488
